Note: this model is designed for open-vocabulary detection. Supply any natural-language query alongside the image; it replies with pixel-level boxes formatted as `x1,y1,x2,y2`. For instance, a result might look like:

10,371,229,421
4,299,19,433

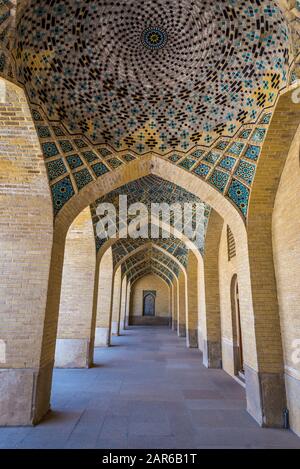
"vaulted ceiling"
15,0,289,155
112,238,189,269
91,175,210,254
0,1,299,225
120,246,181,281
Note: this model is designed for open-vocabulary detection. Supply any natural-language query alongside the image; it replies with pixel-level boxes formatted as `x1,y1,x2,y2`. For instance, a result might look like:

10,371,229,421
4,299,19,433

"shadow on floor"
0,326,299,449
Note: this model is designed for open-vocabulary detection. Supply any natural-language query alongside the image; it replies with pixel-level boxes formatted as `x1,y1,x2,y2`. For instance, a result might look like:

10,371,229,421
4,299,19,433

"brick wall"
273,124,300,435
0,79,53,369
130,274,170,319
57,207,96,340
219,224,238,377
96,248,113,329
111,266,122,334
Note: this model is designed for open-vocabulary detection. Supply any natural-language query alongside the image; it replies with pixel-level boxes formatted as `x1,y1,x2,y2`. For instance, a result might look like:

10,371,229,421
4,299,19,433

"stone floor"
1,326,300,449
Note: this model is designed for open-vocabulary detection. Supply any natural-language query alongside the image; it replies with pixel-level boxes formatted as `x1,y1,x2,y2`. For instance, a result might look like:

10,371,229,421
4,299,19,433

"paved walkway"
1,326,300,449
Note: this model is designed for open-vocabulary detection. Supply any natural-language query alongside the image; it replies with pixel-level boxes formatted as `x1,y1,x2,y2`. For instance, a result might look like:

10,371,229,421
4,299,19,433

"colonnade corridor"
0,326,299,450
2,0,300,459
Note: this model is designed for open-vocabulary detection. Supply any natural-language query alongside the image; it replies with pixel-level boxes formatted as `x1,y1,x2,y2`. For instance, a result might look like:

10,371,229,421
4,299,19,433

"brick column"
55,207,96,368
169,283,174,328
202,210,223,368
172,280,178,332
0,80,54,425
119,276,127,332
186,251,199,348
177,271,187,337
125,281,131,328
95,248,113,347
243,90,300,428
110,267,122,337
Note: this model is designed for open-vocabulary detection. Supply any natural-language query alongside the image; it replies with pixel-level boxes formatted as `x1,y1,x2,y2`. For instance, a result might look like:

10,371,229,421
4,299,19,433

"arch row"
0,76,300,440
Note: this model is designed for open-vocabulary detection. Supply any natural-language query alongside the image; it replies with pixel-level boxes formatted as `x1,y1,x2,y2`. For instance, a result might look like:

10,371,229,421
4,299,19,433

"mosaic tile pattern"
208,170,229,193
227,179,250,217
0,1,17,80
129,266,172,286
218,157,236,171
73,168,93,191
234,160,256,185
23,73,272,219
120,246,180,281
15,0,289,155
112,237,189,269
251,128,267,143
51,176,75,215
244,145,261,161
46,159,67,181
228,142,245,157
193,163,211,178
66,154,83,170
92,162,110,177
91,175,210,254
37,126,51,139
0,1,296,221
127,259,175,285
42,142,59,159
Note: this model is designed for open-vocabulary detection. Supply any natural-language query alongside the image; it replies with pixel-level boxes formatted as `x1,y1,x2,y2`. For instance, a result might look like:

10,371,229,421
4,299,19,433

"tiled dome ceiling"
16,0,289,155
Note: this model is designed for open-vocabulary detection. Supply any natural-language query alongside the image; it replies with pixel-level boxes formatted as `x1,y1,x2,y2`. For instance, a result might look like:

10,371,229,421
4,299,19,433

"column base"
245,365,286,428
187,329,198,348
94,327,110,347
285,372,300,436
55,339,92,368
0,363,53,426
111,321,120,336
178,324,186,337
203,340,222,369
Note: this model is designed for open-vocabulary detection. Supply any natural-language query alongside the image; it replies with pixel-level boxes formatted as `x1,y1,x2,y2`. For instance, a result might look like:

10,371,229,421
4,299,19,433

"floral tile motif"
193,163,211,178
238,129,252,139
234,160,256,185
92,162,110,177
244,144,260,161
191,149,205,158
46,158,67,181
99,148,113,158
208,169,230,193
122,154,136,162
228,142,245,156
74,168,93,190
74,139,88,149
251,128,266,143
37,126,51,138
203,151,220,165
168,154,181,163
66,154,83,170
52,126,65,137
32,110,42,121
178,157,196,170
260,113,272,124
218,156,236,171
51,176,75,215
82,151,98,163
59,140,74,153
42,142,59,158
227,179,250,217
108,158,123,169
215,140,229,150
